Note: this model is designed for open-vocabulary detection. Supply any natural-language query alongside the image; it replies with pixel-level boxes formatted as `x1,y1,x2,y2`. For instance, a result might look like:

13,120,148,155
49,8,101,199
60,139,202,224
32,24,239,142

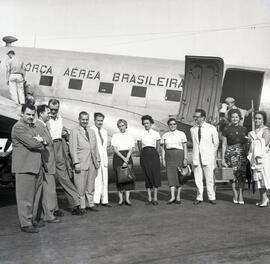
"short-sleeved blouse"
137,129,161,148
162,130,187,150
111,132,135,151
222,125,247,146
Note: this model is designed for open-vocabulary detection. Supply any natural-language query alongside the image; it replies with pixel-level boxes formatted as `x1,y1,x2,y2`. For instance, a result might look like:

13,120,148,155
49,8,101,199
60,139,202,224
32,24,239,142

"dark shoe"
167,199,176,205
21,226,39,233
125,201,132,206
80,209,87,214
47,218,61,223
145,201,152,205
33,220,46,228
193,200,202,205
72,206,82,215
175,200,182,205
152,200,159,206
86,207,99,212
54,210,64,217
101,203,112,208
209,200,216,205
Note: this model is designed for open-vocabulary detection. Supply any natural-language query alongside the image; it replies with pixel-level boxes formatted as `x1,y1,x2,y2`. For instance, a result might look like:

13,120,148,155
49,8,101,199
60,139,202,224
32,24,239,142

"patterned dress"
223,125,248,185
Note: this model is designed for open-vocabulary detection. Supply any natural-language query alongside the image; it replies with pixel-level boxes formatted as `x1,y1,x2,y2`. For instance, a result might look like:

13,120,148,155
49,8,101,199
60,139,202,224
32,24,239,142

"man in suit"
12,104,45,233
91,113,112,207
190,109,219,205
47,99,81,215
69,111,100,213
35,104,61,223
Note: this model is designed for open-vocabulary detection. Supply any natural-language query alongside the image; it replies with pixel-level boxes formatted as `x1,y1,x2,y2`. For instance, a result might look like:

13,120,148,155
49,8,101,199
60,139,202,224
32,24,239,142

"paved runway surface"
1,180,270,264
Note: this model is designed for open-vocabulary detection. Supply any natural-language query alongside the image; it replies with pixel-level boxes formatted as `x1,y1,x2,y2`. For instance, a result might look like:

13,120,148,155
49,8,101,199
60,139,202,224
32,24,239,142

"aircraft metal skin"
1,42,270,142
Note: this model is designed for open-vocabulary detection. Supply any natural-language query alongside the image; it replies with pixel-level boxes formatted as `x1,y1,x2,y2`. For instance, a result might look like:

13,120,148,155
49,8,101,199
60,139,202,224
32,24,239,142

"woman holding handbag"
162,118,188,204
111,119,135,206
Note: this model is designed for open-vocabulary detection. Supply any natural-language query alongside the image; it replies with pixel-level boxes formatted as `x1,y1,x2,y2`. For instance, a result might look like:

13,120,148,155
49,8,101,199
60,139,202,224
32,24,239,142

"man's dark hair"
79,111,89,119
37,104,49,118
195,109,206,118
94,112,105,120
48,99,60,106
21,103,36,114
7,50,15,55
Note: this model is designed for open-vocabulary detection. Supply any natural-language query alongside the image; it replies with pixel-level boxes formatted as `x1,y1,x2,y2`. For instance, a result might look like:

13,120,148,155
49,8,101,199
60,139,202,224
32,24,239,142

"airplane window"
39,75,53,86
98,82,114,94
131,86,147,98
165,89,181,102
68,79,83,90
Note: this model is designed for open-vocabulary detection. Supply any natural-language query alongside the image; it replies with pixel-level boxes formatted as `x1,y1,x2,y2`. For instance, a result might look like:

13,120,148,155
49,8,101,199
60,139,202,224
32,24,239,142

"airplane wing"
0,96,19,139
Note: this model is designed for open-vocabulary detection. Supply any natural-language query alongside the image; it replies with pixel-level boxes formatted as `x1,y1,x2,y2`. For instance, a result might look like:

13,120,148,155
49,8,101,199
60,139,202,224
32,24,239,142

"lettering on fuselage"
25,63,52,74
63,68,100,80
112,72,184,88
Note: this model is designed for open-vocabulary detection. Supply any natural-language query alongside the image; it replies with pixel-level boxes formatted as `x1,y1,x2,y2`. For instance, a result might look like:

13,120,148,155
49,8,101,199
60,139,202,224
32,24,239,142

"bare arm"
183,142,188,166
262,128,270,146
113,146,133,164
221,136,228,167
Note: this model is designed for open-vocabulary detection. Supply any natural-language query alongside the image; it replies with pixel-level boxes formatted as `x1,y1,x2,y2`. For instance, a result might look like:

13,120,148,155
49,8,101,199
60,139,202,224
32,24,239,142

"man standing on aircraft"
223,97,253,126
91,113,112,207
6,50,25,105
47,99,81,215
69,111,100,213
12,104,45,233
35,105,61,223
191,109,219,205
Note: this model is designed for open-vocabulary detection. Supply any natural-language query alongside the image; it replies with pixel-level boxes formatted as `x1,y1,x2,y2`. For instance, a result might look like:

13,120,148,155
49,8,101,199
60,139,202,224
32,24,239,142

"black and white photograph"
0,0,270,263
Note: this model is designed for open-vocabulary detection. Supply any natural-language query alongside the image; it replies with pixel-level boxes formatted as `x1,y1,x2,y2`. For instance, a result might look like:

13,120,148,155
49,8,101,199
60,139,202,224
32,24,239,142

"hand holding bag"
117,165,135,184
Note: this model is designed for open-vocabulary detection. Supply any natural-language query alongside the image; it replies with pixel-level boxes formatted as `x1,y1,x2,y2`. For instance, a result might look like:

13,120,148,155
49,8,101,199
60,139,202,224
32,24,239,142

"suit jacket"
69,126,100,170
91,125,108,167
11,119,44,174
190,122,219,166
35,119,56,175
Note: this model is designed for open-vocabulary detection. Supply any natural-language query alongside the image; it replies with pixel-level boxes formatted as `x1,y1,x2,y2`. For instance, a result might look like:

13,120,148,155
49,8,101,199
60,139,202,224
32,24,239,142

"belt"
53,138,62,142
11,72,23,75
143,146,155,149
166,148,180,150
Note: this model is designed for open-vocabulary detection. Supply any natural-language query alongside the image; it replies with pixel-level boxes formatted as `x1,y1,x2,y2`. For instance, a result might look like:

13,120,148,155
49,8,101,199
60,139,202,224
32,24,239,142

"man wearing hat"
223,97,253,126
6,50,26,105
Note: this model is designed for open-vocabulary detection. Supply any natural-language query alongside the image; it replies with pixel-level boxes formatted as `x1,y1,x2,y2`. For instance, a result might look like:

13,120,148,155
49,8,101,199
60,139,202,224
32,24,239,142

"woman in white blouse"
162,118,188,204
137,115,161,205
111,119,135,206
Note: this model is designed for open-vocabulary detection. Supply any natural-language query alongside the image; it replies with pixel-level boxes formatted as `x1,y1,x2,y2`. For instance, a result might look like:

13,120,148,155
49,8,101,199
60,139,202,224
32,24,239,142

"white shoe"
238,200,245,205
233,199,239,204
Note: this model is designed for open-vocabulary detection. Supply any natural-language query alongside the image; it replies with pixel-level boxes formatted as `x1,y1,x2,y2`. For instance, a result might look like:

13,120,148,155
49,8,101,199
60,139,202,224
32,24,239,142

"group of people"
11,96,270,234
12,100,111,233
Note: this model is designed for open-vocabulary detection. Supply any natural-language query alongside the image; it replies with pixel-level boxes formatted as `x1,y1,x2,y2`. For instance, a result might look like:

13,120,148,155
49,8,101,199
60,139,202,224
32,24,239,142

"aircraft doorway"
220,68,264,131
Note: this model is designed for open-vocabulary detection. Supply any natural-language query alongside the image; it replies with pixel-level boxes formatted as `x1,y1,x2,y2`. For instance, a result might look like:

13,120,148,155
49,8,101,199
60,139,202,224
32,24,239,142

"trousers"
9,73,25,104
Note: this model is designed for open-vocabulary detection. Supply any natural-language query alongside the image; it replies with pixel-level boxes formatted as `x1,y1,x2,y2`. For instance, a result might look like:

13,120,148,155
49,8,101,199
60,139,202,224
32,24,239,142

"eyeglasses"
50,108,59,112
169,123,177,126
193,115,202,119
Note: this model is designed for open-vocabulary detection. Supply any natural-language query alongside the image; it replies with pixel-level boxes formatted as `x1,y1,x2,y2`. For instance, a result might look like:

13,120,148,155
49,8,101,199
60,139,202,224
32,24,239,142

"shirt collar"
38,118,46,127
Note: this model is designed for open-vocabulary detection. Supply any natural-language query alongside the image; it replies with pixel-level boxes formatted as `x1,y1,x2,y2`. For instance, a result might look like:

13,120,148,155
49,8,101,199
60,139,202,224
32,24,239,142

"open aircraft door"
178,56,224,125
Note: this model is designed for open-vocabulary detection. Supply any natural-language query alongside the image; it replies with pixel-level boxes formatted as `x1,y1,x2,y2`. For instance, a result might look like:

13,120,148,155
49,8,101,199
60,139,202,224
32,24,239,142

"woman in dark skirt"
222,109,248,204
111,119,135,206
137,115,161,205
162,118,188,204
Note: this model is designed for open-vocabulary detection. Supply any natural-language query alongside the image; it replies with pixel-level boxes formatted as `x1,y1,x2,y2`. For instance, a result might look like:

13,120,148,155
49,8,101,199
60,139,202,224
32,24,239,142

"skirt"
225,143,247,185
113,150,135,191
165,149,184,187
140,147,161,188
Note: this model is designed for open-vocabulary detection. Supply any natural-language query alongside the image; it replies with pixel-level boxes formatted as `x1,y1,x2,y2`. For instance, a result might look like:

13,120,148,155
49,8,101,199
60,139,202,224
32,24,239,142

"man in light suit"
91,112,112,207
190,109,219,205
12,104,45,233
69,111,101,213
35,105,61,223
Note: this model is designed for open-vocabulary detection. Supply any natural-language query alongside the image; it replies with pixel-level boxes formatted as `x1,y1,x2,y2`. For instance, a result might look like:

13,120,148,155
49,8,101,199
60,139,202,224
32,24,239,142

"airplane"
1,35,270,184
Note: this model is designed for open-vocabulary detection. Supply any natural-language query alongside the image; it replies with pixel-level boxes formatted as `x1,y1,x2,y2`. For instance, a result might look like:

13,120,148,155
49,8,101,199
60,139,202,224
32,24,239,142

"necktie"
198,126,201,142
98,128,104,145
84,127,89,141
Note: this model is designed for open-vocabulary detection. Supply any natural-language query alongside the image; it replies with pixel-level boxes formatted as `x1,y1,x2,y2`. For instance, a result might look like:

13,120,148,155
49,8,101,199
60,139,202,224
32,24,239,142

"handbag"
117,165,136,184
177,165,193,184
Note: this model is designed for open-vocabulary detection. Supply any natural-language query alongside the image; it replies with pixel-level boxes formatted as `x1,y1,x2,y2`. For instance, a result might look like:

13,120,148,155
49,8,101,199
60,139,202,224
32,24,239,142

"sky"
1,0,270,68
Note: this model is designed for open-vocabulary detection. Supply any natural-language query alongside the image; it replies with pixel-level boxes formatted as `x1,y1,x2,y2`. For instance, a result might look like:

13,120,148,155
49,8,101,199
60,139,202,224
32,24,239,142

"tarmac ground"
1,176,270,264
